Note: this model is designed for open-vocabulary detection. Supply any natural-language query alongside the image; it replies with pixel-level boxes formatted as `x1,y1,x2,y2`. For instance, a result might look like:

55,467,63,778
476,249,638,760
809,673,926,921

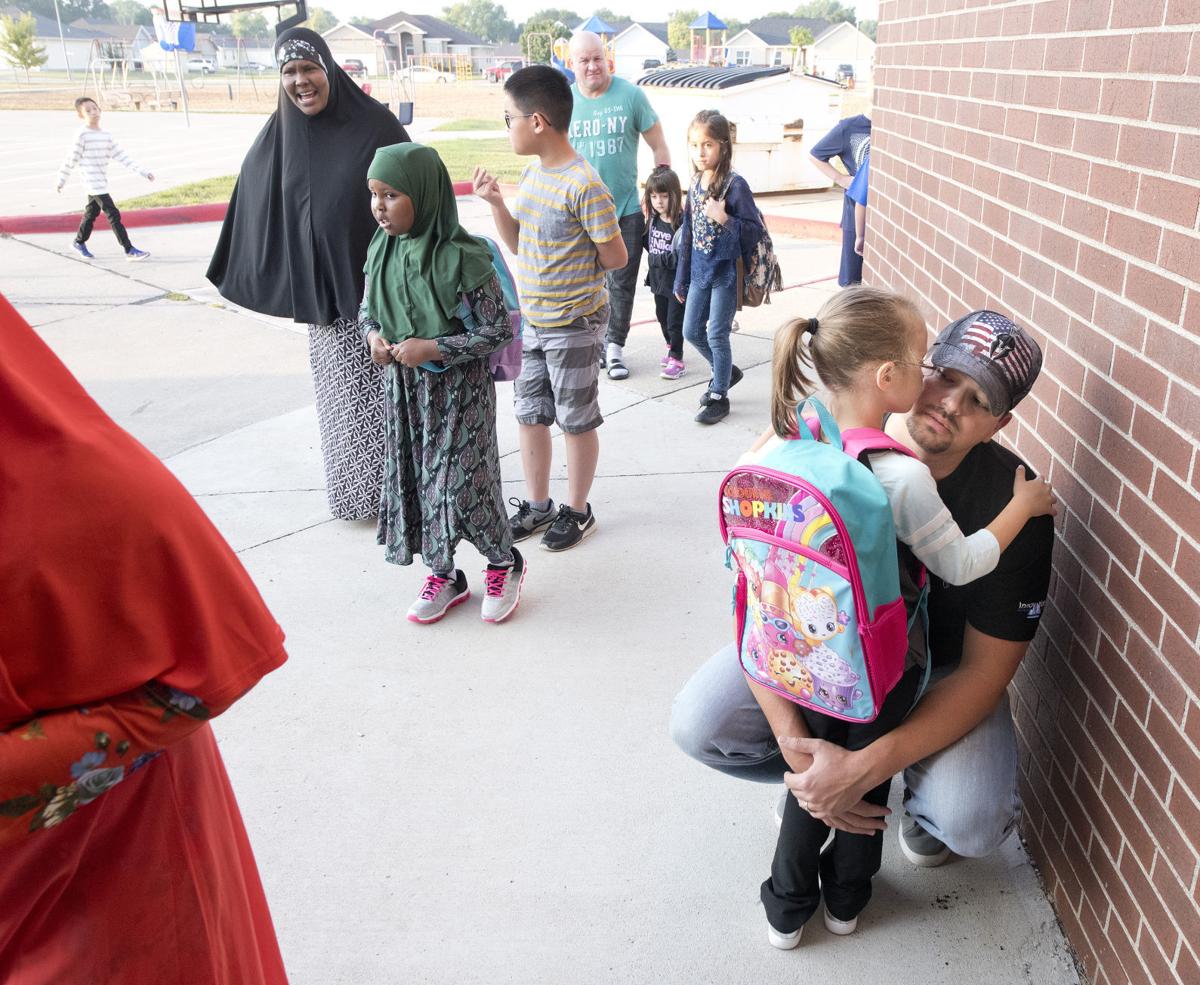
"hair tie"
807,317,819,335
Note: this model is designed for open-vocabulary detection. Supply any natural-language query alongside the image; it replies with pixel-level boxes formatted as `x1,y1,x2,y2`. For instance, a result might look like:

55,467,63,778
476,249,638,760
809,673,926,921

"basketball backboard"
160,0,308,34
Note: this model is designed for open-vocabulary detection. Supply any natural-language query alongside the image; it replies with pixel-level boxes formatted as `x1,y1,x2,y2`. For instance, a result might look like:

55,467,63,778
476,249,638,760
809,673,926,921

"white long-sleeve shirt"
56,127,149,196
740,434,1000,586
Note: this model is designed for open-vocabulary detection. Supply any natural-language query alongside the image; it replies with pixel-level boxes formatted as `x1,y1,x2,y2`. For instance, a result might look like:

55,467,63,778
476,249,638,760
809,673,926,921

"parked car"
236,61,271,72
836,63,855,83
642,58,662,70
396,65,455,84
342,58,367,78
484,59,524,82
186,57,216,74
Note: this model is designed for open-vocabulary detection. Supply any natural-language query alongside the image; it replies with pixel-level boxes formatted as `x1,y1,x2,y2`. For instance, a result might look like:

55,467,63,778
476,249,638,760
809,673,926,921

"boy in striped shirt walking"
56,97,154,261
473,66,627,553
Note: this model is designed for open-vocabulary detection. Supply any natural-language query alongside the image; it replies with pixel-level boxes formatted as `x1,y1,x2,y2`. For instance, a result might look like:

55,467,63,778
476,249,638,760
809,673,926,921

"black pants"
603,211,645,347
761,666,924,932
76,194,133,251
653,292,684,359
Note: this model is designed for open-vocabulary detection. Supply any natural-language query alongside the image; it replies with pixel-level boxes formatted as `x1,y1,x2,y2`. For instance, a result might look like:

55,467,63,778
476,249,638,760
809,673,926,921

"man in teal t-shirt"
568,30,671,381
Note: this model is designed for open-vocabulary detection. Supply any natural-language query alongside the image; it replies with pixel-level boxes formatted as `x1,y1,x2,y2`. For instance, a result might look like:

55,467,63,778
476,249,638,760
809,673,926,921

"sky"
309,1,880,28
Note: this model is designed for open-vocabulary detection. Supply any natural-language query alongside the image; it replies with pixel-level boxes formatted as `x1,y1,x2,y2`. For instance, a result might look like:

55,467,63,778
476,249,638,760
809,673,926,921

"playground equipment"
87,38,179,112
690,11,728,67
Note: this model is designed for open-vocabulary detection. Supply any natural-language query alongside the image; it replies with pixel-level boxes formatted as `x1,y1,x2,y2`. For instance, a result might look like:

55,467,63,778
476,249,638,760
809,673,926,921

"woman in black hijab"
207,27,409,521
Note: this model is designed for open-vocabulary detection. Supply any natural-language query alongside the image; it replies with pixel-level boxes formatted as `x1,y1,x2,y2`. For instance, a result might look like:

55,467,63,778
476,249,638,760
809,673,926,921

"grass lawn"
432,118,504,131
115,137,520,208
119,175,236,208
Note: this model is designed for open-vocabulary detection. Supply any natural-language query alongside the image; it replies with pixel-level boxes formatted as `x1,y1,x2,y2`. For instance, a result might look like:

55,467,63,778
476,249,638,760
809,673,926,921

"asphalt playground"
1,113,1082,984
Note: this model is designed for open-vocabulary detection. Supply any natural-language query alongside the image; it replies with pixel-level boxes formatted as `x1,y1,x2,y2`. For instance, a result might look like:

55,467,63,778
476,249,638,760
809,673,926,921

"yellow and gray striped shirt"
513,156,619,328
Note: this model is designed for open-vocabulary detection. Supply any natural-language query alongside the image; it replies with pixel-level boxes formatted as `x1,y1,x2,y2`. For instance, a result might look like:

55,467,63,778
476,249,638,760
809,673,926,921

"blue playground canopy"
578,14,618,34
690,11,727,30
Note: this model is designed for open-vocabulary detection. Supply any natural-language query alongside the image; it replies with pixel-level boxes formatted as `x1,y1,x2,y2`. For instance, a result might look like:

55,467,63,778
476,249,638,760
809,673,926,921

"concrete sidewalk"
1,212,1080,985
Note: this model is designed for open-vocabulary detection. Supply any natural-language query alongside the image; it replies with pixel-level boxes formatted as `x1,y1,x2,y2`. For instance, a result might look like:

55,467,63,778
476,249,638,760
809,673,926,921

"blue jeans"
682,262,737,395
669,644,1021,858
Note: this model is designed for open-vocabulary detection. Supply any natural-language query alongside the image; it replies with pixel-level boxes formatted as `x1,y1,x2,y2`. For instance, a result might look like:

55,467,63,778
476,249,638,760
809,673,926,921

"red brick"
1166,0,1200,26
1017,144,1053,182
1166,381,1200,440
1077,243,1126,292
1153,80,1200,128
1131,406,1188,482
1035,112,1074,149
1104,212,1162,264
1032,0,1070,32
1054,269,1097,320
1105,913,1150,985
1137,175,1200,228
1050,152,1091,195
1120,483,1188,566
1091,294,1146,351
1153,468,1200,533
1112,348,1168,411
1100,424,1156,493
1068,319,1115,374
1137,916,1178,985
1045,37,1086,74
1176,943,1200,985
1068,0,1114,31
989,135,1019,170
1113,0,1167,27
1109,551,1166,639
1159,230,1200,285
1126,265,1186,323
1062,198,1109,242
1100,78,1154,119
1012,37,1046,71
1116,124,1177,171
1177,540,1200,599
1082,32,1130,72
1130,772,1200,882
1088,162,1140,210
1115,847,1180,957
1081,565,1134,646
1128,28,1193,72
1056,386,1103,447
985,38,1014,70
1188,701,1200,750
1042,226,1080,268
1056,76,1102,114
998,172,1031,210
1145,324,1200,395
1142,552,1198,639
1073,118,1121,160
1078,896,1119,985
1150,852,1200,967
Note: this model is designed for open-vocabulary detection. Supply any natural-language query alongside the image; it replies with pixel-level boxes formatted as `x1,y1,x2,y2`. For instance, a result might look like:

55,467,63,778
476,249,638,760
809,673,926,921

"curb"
0,183,842,242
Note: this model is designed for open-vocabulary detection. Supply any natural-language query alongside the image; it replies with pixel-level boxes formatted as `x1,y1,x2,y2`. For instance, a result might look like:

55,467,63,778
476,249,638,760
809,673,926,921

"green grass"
119,175,236,209
426,137,523,182
432,117,504,131
113,137,521,208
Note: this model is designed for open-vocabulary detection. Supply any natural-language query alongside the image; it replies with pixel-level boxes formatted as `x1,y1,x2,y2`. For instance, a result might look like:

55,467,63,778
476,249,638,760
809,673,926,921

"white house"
723,16,874,81
210,33,275,69
363,11,496,75
323,22,379,73
0,9,108,72
609,21,671,80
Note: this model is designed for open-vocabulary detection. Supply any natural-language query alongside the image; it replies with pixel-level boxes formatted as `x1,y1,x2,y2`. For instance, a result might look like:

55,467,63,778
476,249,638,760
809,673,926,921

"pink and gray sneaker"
660,347,671,369
481,547,525,623
660,356,686,381
407,570,470,624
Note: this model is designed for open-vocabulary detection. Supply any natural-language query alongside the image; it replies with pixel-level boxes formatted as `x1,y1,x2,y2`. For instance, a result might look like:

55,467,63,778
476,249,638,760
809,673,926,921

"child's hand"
836,173,853,190
146,173,155,182
1011,466,1058,519
367,330,394,366
472,166,502,205
854,234,864,256
704,194,728,225
392,338,441,368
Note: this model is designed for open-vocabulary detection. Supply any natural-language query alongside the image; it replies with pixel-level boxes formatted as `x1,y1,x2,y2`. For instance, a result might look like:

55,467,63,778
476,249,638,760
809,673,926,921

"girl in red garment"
0,293,289,984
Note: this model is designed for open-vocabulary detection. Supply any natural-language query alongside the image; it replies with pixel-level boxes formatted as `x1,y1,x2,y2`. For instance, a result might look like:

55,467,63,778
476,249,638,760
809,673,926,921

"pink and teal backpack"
719,398,927,723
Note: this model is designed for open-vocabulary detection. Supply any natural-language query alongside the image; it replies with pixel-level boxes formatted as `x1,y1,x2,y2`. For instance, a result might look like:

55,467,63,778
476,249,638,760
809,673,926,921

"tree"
442,0,515,42
793,0,856,25
231,10,268,38
519,15,570,63
858,18,877,41
788,25,813,71
111,0,152,25
666,9,697,55
591,7,620,26
0,14,48,82
349,15,375,29
26,0,111,20
520,7,580,31
303,6,337,33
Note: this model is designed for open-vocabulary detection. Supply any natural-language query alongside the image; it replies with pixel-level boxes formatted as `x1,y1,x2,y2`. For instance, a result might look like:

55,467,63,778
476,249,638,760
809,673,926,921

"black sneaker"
699,365,743,405
898,811,951,867
695,394,730,424
540,503,596,552
508,497,556,542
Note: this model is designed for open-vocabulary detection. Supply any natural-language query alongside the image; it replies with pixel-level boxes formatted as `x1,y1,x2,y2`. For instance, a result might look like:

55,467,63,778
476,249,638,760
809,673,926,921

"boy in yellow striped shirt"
474,66,627,553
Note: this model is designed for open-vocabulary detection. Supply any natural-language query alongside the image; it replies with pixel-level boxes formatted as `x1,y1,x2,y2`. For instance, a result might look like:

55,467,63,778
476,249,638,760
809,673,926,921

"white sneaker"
767,921,802,950
898,811,952,867
823,908,858,935
406,570,469,624
480,548,525,624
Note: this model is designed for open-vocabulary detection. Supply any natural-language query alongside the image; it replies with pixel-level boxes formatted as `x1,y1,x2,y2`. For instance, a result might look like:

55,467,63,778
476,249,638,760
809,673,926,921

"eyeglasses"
920,363,993,414
504,111,534,129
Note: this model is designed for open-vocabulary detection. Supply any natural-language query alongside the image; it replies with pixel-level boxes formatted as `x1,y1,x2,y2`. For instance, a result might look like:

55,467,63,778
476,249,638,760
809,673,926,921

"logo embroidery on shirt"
1018,600,1044,619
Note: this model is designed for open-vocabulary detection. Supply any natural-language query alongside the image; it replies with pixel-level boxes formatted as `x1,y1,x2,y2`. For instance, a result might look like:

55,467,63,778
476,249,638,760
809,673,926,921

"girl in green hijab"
361,142,526,625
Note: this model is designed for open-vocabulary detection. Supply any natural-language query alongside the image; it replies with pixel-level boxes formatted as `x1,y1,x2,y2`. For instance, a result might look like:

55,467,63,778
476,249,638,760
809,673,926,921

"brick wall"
865,2,1200,983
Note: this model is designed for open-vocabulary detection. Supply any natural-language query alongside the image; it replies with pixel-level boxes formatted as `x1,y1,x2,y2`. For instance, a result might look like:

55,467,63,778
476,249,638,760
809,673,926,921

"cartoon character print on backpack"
793,586,861,713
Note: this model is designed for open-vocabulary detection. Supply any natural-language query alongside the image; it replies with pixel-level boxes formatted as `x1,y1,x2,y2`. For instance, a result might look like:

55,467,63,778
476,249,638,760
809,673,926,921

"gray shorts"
513,305,607,434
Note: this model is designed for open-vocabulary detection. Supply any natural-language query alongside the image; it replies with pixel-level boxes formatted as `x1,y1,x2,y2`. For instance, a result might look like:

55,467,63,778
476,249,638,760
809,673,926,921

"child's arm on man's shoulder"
473,166,518,255
575,177,625,270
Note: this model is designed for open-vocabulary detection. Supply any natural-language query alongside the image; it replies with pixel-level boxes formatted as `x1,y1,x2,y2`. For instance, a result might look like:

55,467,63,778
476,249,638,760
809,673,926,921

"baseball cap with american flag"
929,310,1042,416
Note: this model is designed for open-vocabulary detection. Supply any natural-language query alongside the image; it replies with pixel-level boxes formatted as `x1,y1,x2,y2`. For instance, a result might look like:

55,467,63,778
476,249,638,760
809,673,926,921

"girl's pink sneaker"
660,356,686,381
660,347,671,369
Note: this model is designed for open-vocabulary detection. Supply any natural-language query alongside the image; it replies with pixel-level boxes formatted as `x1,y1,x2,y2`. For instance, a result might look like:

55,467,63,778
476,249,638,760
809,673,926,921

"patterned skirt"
377,357,512,573
308,320,385,521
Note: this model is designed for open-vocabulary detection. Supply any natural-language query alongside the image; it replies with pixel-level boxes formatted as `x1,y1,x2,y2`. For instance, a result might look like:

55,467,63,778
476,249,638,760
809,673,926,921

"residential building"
327,12,496,76
724,16,874,81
